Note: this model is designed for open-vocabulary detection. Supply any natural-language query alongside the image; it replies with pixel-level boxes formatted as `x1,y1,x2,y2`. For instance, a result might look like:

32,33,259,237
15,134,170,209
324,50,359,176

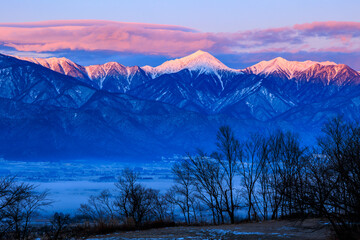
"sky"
1,0,360,69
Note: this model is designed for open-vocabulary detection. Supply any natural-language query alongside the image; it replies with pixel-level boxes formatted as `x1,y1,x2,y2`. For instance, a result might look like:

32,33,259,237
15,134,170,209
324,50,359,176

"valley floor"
87,219,331,240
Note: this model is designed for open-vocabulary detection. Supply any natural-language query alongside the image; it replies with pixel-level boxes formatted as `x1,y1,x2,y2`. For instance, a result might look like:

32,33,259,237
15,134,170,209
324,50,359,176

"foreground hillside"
87,219,331,240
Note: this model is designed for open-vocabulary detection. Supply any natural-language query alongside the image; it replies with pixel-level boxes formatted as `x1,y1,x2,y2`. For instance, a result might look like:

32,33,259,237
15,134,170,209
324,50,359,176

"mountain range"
1,51,359,160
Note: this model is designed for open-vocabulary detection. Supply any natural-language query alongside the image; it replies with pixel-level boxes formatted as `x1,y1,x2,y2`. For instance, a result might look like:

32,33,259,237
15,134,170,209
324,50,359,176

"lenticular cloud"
0,20,360,57
0,20,218,56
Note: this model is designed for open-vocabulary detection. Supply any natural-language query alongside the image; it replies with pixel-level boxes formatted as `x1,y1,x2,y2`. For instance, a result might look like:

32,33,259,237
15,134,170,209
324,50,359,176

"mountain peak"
188,50,214,59
245,57,337,78
273,56,287,62
191,49,207,55
142,50,235,78
16,56,76,66
15,55,88,79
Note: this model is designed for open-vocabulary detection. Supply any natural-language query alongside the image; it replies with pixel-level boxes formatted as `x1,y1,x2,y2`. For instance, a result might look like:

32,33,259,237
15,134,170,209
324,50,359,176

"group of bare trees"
77,118,360,239
305,118,360,239
167,118,360,239
78,125,308,227
79,168,171,228
167,127,307,224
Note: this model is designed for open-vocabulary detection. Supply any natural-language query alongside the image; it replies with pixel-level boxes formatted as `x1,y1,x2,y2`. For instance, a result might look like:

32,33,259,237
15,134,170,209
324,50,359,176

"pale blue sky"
3,0,360,32
1,0,360,69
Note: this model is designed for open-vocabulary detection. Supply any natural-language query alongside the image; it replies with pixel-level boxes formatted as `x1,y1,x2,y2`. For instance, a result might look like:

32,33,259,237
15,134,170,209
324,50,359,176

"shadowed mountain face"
3,51,360,160
0,54,257,160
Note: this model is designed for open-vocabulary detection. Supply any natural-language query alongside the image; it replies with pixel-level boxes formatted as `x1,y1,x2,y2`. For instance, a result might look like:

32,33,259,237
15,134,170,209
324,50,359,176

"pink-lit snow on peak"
142,50,237,78
246,57,337,77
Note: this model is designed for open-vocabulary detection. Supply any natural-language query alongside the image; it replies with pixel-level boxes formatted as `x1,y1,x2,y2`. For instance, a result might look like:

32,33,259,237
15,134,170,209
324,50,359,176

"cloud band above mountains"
1,20,360,57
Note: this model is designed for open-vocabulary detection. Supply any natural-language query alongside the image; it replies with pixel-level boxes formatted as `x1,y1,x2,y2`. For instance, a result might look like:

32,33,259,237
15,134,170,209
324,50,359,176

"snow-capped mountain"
128,51,245,112
16,56,89,80
0,53,235,160
142,50,239,78
131,55,360,117
17,56,150,92
14,52,360,120
244,57,360,86
3,52,360,161
244,57,336,77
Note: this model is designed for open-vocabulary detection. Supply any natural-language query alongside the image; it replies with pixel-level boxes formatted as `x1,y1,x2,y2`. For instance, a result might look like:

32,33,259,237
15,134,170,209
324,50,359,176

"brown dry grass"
88,218,332,240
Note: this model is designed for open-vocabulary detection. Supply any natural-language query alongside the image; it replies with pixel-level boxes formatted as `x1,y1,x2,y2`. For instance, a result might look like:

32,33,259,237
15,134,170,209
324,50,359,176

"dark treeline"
0,117,360,239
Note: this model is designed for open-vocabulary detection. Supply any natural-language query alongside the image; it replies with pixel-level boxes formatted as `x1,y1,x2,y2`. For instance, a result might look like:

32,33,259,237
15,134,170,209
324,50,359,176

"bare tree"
163,190,177,222
78,190,116,225
1,182,51,240
0,177,24,212
187,153,224,224
0,177,27,237
240,133,267,221
169,161,197,224
114,168,158,226
266,130,285,220
258,155,270,220
263,130,309,219
44,212,71,240
212,125,241,224
151,193,172,222
307,117,360,239
280,131,309,217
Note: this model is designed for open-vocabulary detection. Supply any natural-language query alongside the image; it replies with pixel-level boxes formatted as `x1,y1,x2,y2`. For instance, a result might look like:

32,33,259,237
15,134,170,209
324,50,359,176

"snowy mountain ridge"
16,56,88,80
17,52,359,83
15,51,360,92
243,57,360,86
2,53,360,160
14,52,360,114
244,57,337,77
84,62,144,90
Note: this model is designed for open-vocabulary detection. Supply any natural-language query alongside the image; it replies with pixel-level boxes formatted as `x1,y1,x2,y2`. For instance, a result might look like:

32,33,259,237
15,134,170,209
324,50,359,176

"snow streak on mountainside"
85,62,149,92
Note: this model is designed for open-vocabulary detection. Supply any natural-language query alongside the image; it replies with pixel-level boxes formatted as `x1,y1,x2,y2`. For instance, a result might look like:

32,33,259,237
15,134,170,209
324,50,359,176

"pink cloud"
0,20,219,56
294,21,360,33
0,20,360,56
